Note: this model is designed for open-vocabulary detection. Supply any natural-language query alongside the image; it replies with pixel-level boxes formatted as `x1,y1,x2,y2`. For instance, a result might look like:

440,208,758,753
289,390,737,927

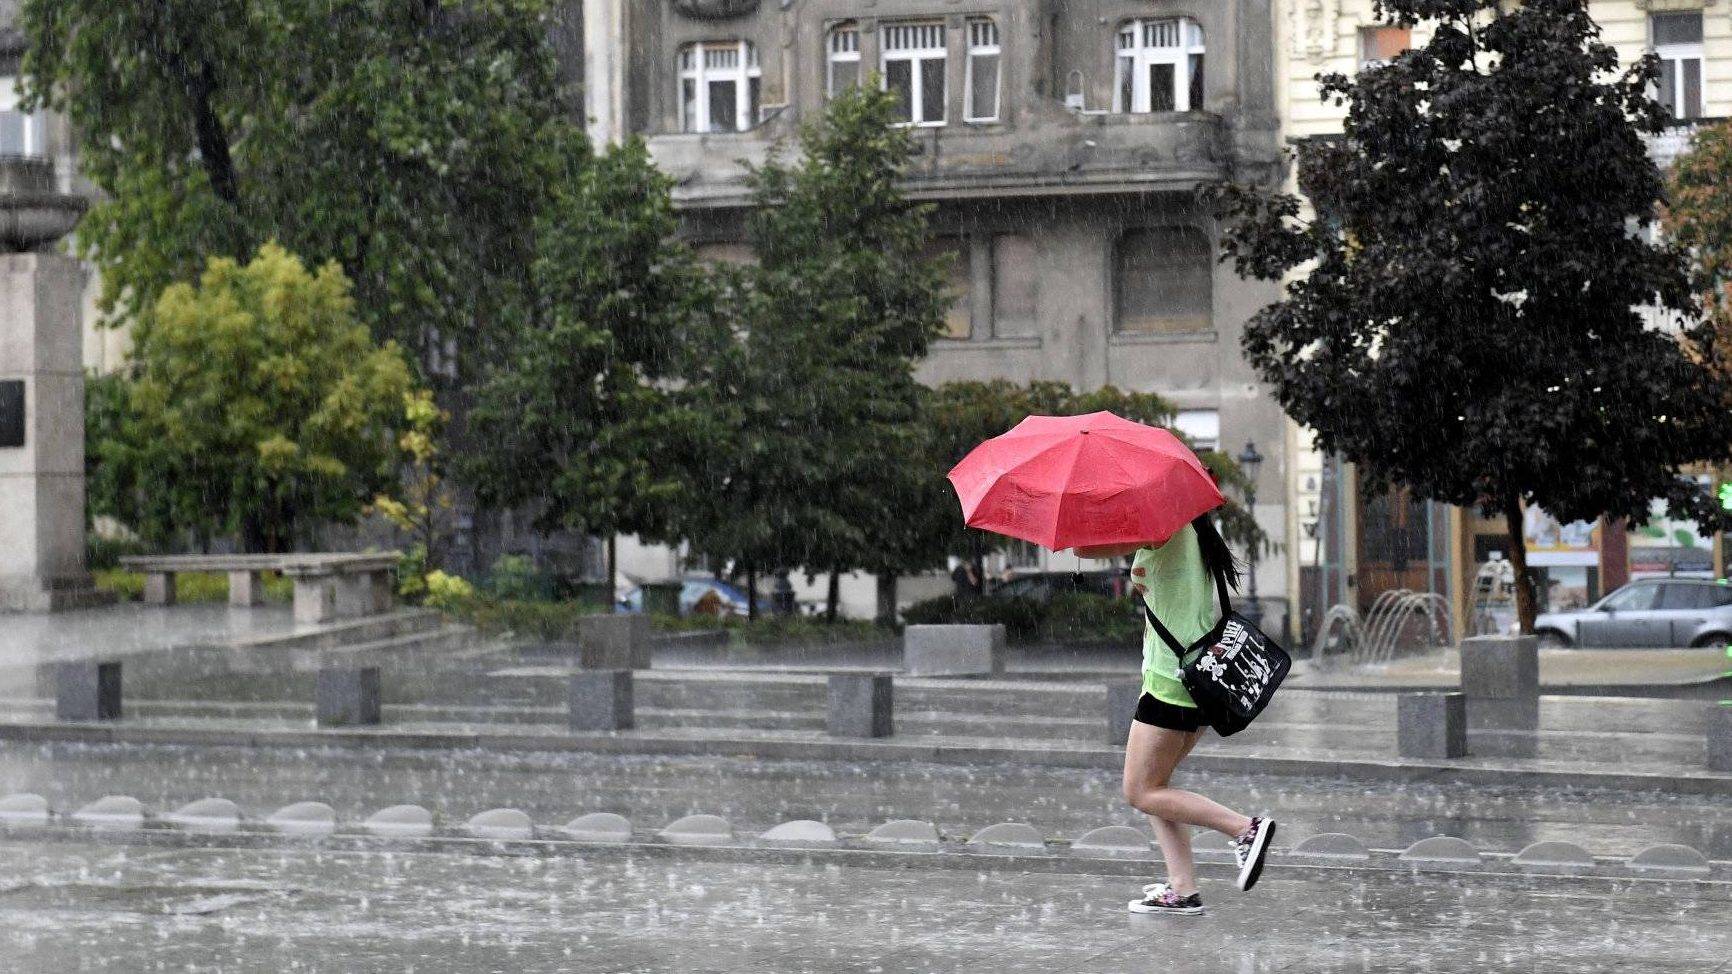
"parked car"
988,570,1125,604
618,577,754,618
1533,578,1732,648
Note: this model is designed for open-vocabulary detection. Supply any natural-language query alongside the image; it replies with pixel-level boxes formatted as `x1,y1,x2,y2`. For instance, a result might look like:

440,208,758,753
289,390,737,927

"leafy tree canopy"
1215,0,1732,629
21,0,577,376
89,244,416,552
462,135,723,579
682,84,948,608
1667,121,1732,361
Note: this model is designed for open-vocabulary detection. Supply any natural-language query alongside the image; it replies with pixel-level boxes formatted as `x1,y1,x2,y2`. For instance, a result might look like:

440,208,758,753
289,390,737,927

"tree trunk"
1500,494,1537,634
825,570,841,624
875,573,898,626
605,535,617,595
746,568,758,621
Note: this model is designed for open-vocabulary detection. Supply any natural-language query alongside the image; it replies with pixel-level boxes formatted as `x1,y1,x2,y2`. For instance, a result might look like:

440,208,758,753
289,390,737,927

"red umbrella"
946,411,1223,551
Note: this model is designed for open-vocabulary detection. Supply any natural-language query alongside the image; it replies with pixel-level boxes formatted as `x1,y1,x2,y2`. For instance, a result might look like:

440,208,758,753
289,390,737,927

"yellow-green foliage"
95,570,293,604
91,244,418,549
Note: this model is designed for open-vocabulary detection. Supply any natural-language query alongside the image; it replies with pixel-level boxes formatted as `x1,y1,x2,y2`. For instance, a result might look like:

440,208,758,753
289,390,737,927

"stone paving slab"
0,838,1726,972
1292,647,1732,692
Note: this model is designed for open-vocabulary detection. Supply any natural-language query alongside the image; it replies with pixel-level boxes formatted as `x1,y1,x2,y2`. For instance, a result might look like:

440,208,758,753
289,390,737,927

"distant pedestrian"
1078,515,1276,915
950,561,982,600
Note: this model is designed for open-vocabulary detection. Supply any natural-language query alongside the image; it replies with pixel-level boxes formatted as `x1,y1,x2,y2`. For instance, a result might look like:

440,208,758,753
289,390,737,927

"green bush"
901,595,1044,641
900,592,1140,644
463,598,596,641
87,534,144,571
486,553,553,602
94,569,292,603
1041,592,1142,645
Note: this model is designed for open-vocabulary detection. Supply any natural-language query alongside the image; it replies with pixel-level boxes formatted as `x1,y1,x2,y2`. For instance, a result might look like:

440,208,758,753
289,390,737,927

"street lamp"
1235,440,1265,628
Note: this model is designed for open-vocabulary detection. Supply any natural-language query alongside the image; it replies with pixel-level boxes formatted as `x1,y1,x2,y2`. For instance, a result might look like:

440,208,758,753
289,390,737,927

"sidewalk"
0,837,1724,973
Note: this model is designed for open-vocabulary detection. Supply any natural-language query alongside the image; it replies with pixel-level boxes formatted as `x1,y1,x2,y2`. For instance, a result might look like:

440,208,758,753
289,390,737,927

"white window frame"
0,76,48,158
1113,18,1205,114
1652,14,1704,121
678,40,761,134
827,24,861,99
964,18,1001,123
882,22,948,127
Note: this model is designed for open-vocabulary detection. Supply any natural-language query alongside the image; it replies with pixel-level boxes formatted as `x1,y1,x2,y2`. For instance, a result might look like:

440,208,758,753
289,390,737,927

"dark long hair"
1191,513,1242,592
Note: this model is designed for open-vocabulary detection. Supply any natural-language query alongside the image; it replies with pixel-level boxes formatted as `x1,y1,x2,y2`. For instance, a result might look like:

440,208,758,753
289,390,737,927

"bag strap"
1140,568,1233,661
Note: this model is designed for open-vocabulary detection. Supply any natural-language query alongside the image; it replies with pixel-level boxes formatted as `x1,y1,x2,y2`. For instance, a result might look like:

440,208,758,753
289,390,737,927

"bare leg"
1123,721,1253,844
1143,729,1203,893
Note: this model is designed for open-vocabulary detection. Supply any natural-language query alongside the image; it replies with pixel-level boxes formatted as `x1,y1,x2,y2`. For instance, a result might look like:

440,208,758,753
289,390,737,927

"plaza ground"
1,837,1727,973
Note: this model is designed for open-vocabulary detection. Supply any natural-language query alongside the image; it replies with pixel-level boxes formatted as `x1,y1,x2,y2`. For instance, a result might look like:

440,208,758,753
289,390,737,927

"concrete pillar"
1397,691,1466,759
227,570,263,607
333,572,374,618
1709,705,1732,774
578,613,651,670
0,159,106,613
143,572,177,606
293,577,337,625
903,624,1006,677
55,660,121,722
316,667,381,727
569,669,633,731
1460,634,1539,729
827,673,893,738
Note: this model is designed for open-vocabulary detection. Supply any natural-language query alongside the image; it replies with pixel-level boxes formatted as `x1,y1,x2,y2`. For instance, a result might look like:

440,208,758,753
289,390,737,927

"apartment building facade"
585,0,1297,623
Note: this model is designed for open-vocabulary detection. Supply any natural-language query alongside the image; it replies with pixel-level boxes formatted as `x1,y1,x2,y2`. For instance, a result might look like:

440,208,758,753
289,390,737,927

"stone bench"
120,552,400,624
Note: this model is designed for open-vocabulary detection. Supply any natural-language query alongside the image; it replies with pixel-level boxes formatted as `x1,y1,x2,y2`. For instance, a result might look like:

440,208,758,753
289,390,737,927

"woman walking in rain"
1079,517,1275,914
946,412,1279,916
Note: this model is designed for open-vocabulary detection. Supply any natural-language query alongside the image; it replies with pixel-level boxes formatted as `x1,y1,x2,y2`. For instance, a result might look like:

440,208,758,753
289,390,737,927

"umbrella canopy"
946,411,1223,551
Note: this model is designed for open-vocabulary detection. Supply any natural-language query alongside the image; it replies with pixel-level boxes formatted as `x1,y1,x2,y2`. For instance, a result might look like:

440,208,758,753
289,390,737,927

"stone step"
233,608,443,653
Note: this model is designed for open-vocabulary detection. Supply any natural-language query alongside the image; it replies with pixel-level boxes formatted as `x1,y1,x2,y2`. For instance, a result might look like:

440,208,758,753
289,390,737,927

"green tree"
684,84,947,620
20,0,576,376
89,244,416,551
1667,121,1732,365
1215,0,1732,632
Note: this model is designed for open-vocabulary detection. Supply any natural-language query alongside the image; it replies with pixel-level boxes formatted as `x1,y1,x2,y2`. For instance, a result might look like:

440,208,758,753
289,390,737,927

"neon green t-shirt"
1132,525,1221,708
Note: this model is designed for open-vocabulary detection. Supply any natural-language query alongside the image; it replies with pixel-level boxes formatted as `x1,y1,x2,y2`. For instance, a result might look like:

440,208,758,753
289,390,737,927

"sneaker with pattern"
1127,882,1204,915
1231,817,1276,892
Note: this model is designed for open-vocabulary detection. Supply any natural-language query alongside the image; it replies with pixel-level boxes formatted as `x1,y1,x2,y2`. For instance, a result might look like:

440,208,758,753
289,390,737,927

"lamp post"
1235,440,1265,628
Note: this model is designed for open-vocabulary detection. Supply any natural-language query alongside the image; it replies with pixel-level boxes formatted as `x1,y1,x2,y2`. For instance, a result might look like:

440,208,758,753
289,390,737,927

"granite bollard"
903,624,1005,677
827,673,893,738
569,669,633,731
56,660,121,722
578,613,652,670
1460,634,1538,699
1710,704,1732,773
315,667,381,727
1105,681,1142,744
1397,691,1466,759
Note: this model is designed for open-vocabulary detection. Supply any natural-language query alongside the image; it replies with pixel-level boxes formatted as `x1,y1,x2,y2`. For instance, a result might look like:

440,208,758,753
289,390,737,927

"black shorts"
1133,693,1205,732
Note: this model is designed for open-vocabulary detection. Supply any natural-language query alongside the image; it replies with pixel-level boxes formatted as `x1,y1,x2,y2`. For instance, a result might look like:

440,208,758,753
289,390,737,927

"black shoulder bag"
1140,569,1291,737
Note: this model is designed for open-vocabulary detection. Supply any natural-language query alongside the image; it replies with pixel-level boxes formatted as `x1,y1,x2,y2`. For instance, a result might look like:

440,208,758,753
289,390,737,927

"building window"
928,236,973,339
990,234,1038,338
965,19,1001,123
1358,25,1411,69
1114,19,1205,114
679,41,761,134
1173,409,1220,451
1115,227,1213,334
0,77,47,158
1653,12,1703,121
827,24,861,98
883,23,947,126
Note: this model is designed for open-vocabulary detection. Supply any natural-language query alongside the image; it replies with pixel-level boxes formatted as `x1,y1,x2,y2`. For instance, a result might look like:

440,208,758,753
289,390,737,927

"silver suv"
1534,578,1732,649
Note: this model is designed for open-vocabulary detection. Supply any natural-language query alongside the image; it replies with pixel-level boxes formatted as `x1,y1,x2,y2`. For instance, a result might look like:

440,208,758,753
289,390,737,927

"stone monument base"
0,573,114,613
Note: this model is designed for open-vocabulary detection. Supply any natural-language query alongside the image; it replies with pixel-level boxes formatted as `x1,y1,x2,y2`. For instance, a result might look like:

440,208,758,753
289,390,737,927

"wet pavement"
4,740,1730,858
0,838,1725,973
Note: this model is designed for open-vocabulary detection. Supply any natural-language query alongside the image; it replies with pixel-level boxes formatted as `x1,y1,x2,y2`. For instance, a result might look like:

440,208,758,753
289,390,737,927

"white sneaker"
1231,817,1276,892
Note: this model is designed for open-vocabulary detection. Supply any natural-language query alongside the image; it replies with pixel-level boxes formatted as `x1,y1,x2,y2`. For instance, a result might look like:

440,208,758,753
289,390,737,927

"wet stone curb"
1,792,1727,889
0,720,1727,797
